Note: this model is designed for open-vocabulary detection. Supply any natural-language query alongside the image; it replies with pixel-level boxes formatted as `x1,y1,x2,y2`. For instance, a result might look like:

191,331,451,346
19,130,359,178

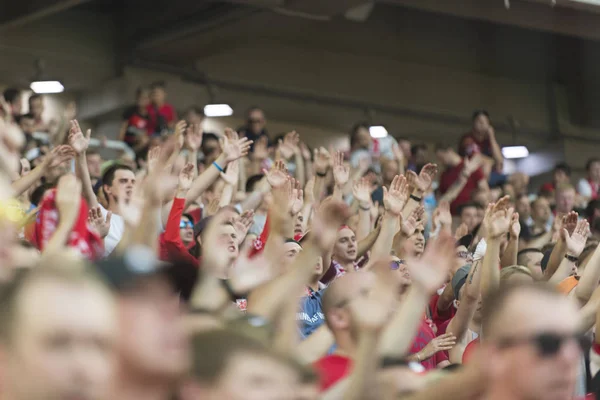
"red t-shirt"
438,161,485,215
459,133,492,158
409,319,449,371
429,292,456,332
314,354,352,391
146,103,177,135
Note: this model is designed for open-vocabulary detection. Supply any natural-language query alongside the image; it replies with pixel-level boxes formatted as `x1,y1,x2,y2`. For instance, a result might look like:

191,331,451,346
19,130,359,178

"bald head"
322,272,375,331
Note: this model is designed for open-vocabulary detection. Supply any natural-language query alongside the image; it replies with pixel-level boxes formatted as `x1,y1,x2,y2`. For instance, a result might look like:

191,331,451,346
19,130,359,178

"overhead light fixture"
30,80,64,94
204,104,233,117
369,125,388,138
502,146,529,159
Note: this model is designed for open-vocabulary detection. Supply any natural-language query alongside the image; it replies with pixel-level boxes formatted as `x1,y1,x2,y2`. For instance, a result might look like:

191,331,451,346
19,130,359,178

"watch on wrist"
564,254,579,263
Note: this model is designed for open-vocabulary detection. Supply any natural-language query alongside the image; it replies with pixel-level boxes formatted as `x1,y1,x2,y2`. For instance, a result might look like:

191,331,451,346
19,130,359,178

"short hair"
556,183,575,194
554,162,571,177
410,144,427,156
101,164,133,199
458,202,482,215
150,81,165,90
190,329,282,384
0,265,109,343
28,94,42,105
246,106,264,117
245,174,264,193
3,88,20,104
481,283,558,340
500,265,533,281
349,122,370,148
517,248,543,264
202,133,219,143
186,106,205,118
472,109,490,121
586,158,600,172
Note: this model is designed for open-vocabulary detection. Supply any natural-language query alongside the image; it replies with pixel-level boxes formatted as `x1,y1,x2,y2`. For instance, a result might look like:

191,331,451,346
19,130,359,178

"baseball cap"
451,264,472,300
95,246,197,301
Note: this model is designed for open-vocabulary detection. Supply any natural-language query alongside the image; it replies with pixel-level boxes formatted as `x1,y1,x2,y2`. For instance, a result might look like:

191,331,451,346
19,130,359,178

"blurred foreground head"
0,263,117,400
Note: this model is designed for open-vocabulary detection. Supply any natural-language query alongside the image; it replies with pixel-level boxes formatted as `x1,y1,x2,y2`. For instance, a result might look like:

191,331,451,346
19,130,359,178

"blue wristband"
213,161,224,172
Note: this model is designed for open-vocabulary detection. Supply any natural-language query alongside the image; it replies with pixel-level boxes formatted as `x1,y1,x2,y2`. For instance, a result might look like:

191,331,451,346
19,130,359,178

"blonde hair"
500,265,533,282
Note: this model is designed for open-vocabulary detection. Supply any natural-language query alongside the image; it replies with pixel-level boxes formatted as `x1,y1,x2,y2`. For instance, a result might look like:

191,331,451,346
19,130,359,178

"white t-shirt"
99,204,164,257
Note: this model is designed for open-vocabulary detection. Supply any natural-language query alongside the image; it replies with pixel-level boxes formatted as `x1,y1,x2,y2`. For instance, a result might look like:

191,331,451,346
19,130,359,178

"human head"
17,113,35,136
294,212,304,236
333,226,357,264
434,144,457,167
471,110,490,135
180,329,299,400
349,122,371,151
587,158,600,182
531,197,551,225
180,214,194,246
517,249,544,280
198,222,239,275
514,194,531,221
0,266,117,400
553,163,571,185
555,184,576,215
459,203,482,233
499,265,534,285
186,106,205,125
3,88,22,115
86,150,102,180
246,107,266,135
135,87,150,109
201,133,221,165
410,144,427,165
150,81,167,105
101,164,135,205
381,158,399,185
281,240,302,269
399,222,425,257
586,200,600,235
322,272,376,340
482,283,582,400
28,94,44,119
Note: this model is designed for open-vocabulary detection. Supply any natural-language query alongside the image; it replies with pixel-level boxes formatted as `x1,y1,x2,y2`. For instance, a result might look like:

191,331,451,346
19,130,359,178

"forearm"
219,184,234,207
501,237,518,268
131,204,161,254
333,185,343,202
524,229,553,250
401,191,422,222
489,136,504,165
370,213,398,258
548,258,577,285
343,331,380,400
294,153,306,187
296,324,335,364
481,239,501,299
379,288,429,357
356,208,370,242
313,175,326,203
43,219,77,254
188,151,198,179
75,153,98,208
357,225,381,258
11,162,46,196
543,240,567,280
439,176,468,204
574,246,600,304
185,153,226,207
577,284,600,331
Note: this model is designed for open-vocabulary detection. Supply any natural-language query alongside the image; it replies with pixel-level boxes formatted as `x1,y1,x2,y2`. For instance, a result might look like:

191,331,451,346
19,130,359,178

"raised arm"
42,175,81,256
439,155,483,204
69,120,97,208
549,219,588,285
500,212,520,268
371,175,408,258
481,198,512,298
11,145,74,196
402,164,438,222
332,151,349,202
543,212,577,280
574,224,600,305
352,177,374,242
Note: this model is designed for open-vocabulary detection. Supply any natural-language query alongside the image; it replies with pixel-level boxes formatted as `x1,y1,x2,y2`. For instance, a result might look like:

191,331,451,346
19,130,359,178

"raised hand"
311,200,351,252
233,210,255,245
463,154,483,176
422,333,457,359
147,146,161,175
383,175,409,216
564,219,590,258
304,176,316,205
313,147,332,175
178,163,195,192
414,163,438,193
486,196,513,239
432,201,452,230
263,160,287,189
406,230,455,294
45,145,75,169
391,142,404,163
221,131,252,163
561,211,579,237
290,178,304,215
454,222,469,240
333,151,349,187
278,130,300,160
205,196,221,217
55,174,81,223
352,177,372,207
88,206,111,238
68,120,91,154
299,141,311,162
185,123,203,152
229,249,274,294
401,206,424,237
221,160,239,186
509,212,521,239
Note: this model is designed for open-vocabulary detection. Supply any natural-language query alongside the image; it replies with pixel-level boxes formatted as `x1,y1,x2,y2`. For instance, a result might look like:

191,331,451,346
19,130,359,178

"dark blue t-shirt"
297,287,326,338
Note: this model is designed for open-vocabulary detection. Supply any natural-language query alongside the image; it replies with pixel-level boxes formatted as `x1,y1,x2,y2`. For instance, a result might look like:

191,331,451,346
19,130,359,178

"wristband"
565,254,579,263
220,279,246,302
212,161,224,172
359,204,370,211
316,171,327,177
410,194,422,202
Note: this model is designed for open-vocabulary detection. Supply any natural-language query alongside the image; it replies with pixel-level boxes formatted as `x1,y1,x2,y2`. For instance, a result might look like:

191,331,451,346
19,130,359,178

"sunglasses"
248,118,263,124
180,220,194,229
390,259,405,270
497,332,589,358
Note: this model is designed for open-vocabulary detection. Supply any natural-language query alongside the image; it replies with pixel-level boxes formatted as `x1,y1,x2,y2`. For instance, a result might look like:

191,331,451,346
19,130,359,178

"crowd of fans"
2,81,600,400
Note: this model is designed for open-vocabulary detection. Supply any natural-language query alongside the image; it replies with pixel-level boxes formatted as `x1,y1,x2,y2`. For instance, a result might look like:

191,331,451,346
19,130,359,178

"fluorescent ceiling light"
502,146,529,159
30,81,64,94
204,104,233,117
369,125,388,138
570,0,600,5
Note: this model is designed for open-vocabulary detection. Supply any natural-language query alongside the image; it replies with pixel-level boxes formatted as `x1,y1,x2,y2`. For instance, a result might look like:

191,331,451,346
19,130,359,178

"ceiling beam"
0,0,91,31
381,0,600,42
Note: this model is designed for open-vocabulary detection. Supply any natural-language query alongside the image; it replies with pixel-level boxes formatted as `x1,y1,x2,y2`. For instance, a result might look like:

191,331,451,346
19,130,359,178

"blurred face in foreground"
202,353,299,400
3,278,117,400
487,289,581,400
118,276,189,380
